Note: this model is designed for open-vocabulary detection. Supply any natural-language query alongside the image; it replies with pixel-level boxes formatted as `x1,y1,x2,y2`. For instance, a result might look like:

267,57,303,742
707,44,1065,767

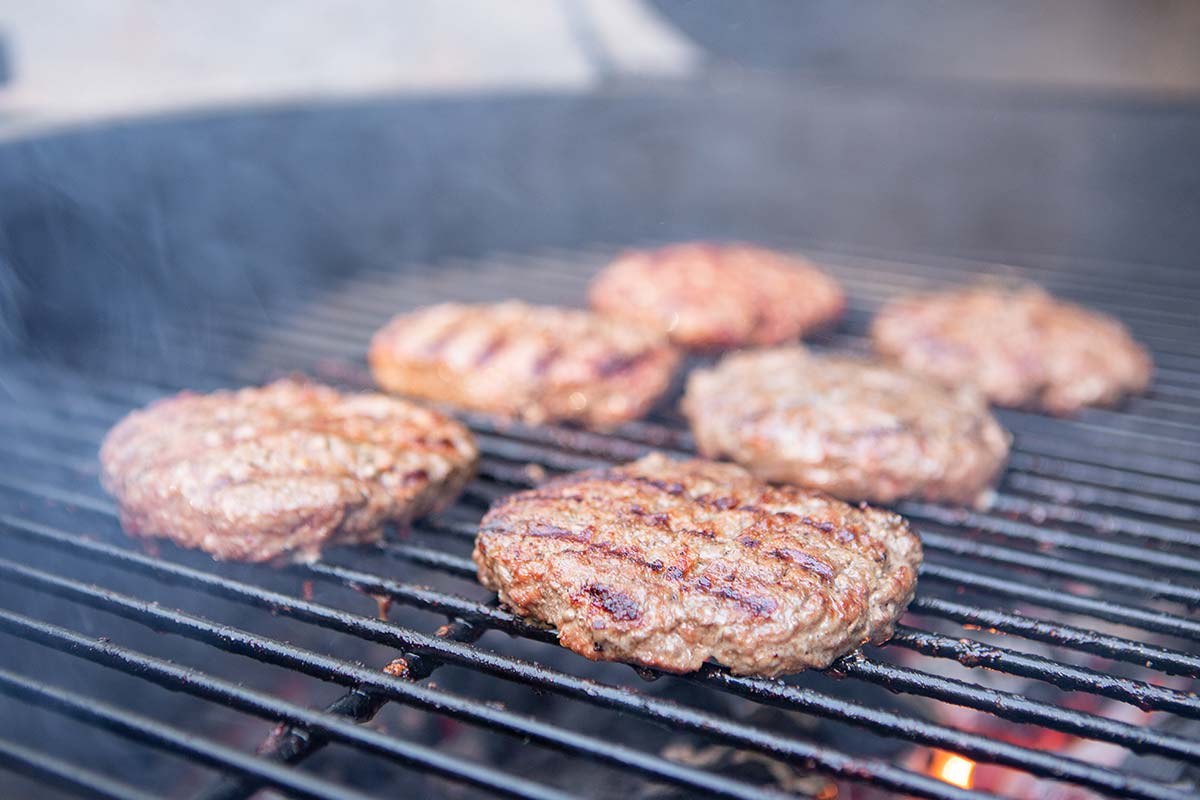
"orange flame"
929,750,975,789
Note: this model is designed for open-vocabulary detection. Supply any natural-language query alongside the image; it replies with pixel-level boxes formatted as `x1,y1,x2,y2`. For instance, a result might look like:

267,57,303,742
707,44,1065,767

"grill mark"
502,520,787,619
401,469,429,486
801,515,856,543
489,472,861,618
680,528,716,539
704,495,739,510
582,584,641,621
421,317,469,357
474,333,509,366
533,345,563,377
627,505,670,527
596,350,652,378
706,585,778,617
769,547,836,580
622,474,687,496
690,575,777,617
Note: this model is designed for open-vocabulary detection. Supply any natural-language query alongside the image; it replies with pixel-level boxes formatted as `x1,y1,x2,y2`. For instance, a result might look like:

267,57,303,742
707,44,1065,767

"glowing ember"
930,751,975,789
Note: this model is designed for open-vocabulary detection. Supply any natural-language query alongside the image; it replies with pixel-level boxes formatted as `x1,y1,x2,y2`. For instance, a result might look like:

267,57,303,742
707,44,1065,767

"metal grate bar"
918,561,1200,641
0,540,1189,800
310,554,1200,764
0,608,793,800
991,482,1200,532
0,536,982,800
435,460,1200,611
5,450,1195,670
201,251,1200,407
0,668,383,800
907,595,1200,678
7,427,1196,672
366,533,1200,719
195,615,488,800
419,513,1200,650
0,737,160,800
15,343,1200,498
19,380,1200,597
1001,452,1200,502
274,294,1200,420
343,249,1200,380
5,514,1199,776
4,240,1199,800
347,248,1200,350
918,534,1199,607
890,627,1199,716
7,390,1199,615
529,242,1200,323
229,281,1200,423
9,434,1200,796
419,517,1200,674
3,418,1199,670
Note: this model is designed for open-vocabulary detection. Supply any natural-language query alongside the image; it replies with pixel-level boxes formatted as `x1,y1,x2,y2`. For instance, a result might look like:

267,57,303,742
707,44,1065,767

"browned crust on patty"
368,301,680,430
588,242,846,350
682,348,1011,506
473,453,921,677
100,379,478,563
870,285,1153,415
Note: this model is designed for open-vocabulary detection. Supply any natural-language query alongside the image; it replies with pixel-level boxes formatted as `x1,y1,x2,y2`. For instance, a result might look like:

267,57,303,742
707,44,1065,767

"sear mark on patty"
583,584,642,621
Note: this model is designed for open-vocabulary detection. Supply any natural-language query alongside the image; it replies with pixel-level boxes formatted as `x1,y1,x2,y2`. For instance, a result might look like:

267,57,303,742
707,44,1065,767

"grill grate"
0,242,1198,799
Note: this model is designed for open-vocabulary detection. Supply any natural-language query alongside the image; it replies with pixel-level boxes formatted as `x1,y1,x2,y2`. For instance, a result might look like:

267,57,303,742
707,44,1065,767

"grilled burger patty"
588,242,845,350
369,301,680,430
100,379,478,563
682,348,1010,506
871,285,1153,415
474,453,921,677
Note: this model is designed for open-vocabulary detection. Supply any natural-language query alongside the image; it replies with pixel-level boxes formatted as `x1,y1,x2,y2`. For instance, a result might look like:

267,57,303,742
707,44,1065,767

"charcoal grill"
1,242,1199,800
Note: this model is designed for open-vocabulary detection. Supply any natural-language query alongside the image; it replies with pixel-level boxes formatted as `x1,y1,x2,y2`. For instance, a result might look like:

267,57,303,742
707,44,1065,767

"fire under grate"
0,242,1198,799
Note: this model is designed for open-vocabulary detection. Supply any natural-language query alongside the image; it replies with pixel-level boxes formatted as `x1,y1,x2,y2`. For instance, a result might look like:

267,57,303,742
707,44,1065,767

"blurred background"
0,0,1198,352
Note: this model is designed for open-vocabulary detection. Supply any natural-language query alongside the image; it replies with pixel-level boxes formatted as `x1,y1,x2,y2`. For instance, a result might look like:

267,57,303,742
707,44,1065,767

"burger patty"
870,285,1153,415
100,379,478,563
588,242,845,350
473,453,921,677
682,348,1010,506
369,301,680,430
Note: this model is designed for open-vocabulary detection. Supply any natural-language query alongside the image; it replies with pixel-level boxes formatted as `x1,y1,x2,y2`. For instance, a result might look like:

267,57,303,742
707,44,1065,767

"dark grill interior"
1,242,1198,800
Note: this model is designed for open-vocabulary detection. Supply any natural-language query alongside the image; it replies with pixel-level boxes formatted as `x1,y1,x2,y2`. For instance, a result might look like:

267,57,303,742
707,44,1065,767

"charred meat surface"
682,347,1010,506
100,379,478,563
473,453,921,677
368,301,680,430
870,285,1153,414
588,242,845,350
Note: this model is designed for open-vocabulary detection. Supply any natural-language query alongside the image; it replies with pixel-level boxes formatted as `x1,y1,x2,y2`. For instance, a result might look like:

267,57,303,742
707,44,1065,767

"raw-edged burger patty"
100,379,478,563
870,285,1152,415
473,453,921,677
369,301,680,430
682,347,1010,506
588,242,845,350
